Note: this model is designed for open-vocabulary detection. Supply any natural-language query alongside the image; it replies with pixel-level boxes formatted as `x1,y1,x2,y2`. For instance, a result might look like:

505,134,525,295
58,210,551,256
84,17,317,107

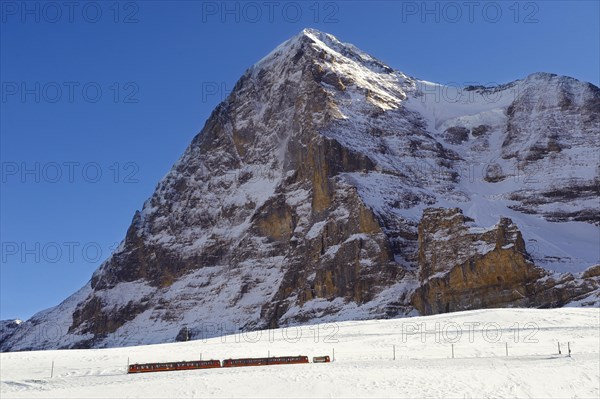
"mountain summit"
3,29,599,351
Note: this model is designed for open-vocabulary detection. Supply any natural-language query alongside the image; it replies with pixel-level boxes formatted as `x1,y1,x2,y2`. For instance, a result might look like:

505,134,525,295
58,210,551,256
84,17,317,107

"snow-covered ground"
1,308,598,398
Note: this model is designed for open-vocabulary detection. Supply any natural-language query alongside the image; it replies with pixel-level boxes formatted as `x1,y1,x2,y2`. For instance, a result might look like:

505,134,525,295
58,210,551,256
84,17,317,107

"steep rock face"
258,179,400,328
0,320,22,348
500,73,600,225
3,29,599,351
412,208,544,314
412,208,599,315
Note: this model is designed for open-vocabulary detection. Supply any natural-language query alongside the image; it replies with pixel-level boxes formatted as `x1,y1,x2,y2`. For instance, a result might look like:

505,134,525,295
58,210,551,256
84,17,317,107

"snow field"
1,308,598,398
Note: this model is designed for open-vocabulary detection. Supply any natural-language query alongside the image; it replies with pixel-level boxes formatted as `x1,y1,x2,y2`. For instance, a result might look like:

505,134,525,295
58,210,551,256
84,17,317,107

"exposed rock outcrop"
412,208,599,315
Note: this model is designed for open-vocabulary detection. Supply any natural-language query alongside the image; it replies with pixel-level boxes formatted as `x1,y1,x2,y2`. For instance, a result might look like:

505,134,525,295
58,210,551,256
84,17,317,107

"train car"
222,355,309,368
312,355,331,363
128,359,221,374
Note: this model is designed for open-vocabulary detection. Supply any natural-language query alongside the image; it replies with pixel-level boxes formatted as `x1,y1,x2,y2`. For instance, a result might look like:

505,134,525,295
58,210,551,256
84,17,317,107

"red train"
128,355,328,374
128,359,220,373
222,355,308,367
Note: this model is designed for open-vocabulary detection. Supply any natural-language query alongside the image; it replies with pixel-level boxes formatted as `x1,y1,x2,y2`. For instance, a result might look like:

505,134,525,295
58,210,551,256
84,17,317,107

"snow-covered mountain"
2,29,599,351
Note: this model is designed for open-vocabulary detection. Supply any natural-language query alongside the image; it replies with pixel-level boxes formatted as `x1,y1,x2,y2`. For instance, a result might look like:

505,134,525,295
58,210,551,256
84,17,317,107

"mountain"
2,28,599,351
0,320,22,348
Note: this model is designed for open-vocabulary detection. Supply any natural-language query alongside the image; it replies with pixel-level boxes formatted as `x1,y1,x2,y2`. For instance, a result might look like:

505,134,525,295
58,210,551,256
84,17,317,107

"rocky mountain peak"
255,28,395,74
2,30,598,352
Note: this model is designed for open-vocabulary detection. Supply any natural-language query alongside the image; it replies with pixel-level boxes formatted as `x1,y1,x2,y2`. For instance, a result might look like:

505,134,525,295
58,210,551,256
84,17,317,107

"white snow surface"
1,308,598,399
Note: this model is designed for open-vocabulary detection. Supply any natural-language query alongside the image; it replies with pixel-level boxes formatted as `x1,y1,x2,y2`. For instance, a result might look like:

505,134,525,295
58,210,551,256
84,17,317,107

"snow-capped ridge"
253,28,399,78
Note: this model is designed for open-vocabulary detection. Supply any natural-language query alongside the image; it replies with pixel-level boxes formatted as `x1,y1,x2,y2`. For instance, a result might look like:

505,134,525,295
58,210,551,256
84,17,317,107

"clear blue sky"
1,1,598,321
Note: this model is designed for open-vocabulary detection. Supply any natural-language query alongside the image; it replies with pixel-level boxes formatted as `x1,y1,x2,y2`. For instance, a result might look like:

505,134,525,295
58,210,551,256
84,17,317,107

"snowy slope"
1,308,599,398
